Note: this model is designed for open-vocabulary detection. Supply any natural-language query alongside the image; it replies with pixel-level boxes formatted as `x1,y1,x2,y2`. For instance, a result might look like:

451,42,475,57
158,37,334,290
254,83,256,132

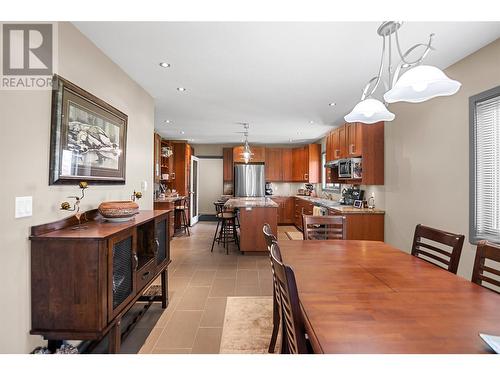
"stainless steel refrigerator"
234,163,265,197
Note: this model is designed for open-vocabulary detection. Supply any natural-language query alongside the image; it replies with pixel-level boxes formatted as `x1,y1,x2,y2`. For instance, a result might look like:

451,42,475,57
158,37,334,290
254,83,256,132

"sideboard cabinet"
29,209,172,353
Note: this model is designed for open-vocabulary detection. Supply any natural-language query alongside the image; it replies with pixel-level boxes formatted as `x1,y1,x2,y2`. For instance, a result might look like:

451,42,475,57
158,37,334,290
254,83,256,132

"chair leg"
184,210,190,236
268,289,280,353
211,219,220,252
232,219,240,252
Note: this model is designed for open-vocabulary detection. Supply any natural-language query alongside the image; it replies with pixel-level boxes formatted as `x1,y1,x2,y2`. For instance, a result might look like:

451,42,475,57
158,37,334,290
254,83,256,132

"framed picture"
49,75,127,184
353,199,364,209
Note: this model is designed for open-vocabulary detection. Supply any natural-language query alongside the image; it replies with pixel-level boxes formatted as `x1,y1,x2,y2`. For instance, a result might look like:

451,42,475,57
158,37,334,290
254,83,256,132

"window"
321,152,341,193
470,86,500,244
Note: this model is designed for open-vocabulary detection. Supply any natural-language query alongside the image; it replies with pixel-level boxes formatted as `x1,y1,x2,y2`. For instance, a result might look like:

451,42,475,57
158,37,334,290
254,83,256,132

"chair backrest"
263,223,278,252
214,201,225,215
302,214,347,240
270,242,308,354
472,241,500,293
411,224,465,274
176,196,189,209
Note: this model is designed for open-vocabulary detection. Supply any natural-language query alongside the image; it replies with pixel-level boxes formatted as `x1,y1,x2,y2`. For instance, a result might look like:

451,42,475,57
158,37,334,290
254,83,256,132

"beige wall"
382,38,500,279
0,22,155,353
198,158,224,214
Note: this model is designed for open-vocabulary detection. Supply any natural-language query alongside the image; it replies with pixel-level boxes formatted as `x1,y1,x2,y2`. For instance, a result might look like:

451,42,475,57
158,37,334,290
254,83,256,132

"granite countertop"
294,195,385,215
154,195,185,203
224,197,279,209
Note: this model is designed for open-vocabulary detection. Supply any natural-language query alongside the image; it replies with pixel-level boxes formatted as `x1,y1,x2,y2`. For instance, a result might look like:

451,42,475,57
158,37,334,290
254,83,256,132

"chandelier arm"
361,35,386,100
395,30,435,66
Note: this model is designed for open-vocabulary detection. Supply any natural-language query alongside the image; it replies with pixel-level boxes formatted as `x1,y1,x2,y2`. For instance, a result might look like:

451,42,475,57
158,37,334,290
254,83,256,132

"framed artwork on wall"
49,75,128,184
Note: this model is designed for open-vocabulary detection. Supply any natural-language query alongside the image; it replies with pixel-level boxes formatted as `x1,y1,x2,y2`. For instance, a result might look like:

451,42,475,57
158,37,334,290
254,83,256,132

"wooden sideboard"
29,209,172,353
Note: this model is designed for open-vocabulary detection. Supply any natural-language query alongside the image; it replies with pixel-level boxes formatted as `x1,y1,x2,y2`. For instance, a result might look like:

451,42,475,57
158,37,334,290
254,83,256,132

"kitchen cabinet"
265,148,283,181
223,147,233,182
292,144,321,183
328,209,384,241
154,133,161,183
272,196,294,224
282,148,293,182
326,122,384,185
233,146,265,163
294,197,314,230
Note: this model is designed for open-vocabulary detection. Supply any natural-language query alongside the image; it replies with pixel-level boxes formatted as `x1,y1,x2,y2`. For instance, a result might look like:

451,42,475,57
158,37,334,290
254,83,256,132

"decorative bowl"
98,201,139,222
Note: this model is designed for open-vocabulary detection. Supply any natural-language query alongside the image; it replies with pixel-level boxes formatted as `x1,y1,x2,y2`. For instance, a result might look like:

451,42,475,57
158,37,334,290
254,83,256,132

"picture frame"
353,199,364,209
49,75,128,185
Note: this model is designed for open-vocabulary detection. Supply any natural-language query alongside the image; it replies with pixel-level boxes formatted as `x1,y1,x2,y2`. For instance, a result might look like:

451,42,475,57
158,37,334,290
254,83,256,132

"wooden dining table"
278,240,500,354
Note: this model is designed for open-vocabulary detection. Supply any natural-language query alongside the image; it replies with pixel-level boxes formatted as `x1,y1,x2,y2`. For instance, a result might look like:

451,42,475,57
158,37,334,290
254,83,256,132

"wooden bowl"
98,201,139,222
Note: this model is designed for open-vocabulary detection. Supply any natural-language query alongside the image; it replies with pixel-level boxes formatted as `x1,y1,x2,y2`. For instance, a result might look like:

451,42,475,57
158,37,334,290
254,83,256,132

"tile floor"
138,222,300,354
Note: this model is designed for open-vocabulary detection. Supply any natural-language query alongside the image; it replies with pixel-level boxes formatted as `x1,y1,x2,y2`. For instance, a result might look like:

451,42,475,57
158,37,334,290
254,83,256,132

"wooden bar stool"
211,201,240,254
175,197,190,236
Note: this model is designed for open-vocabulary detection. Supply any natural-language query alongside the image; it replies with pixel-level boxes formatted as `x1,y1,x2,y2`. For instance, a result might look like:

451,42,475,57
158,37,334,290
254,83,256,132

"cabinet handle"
132,254,139,271
335,150,340,158
304,173,308,181
141,271,151,280
350,144,355,154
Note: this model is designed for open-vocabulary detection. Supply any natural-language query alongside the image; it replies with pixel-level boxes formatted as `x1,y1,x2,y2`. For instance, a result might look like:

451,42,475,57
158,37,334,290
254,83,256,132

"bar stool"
211,201,239,254
175,196,190,236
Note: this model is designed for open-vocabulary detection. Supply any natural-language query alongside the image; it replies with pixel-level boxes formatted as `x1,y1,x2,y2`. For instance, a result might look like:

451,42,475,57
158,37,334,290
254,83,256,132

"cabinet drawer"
136,259,156,292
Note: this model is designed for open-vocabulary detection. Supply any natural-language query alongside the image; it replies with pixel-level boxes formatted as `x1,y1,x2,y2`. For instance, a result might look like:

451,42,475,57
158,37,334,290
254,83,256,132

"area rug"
285,231,304,240
219,296,279,354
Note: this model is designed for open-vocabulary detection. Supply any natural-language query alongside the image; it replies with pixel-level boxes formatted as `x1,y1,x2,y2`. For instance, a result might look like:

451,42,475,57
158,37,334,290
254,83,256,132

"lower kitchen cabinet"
328,209,384,241
272,197,295,224
294,197,313,230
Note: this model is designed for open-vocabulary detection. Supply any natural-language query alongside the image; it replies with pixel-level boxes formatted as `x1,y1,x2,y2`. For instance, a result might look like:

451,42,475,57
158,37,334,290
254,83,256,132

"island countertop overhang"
224,197,278,209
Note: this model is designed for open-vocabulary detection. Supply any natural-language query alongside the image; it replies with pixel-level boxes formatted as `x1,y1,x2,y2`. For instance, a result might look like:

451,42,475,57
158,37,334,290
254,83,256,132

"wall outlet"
15,196,32,218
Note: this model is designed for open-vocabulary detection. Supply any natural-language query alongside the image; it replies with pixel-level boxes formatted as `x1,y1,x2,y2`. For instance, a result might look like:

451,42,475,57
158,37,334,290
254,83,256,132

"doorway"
190,156,200,225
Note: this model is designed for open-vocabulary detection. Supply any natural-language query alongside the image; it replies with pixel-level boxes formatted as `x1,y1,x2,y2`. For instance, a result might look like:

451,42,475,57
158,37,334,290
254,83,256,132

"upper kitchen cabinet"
265,148,282,181
281,148,293,182
292,144,321,183
223,147,233,182
154,133,162,183
172,142,193,196
326,122,384,185
233,146,265,163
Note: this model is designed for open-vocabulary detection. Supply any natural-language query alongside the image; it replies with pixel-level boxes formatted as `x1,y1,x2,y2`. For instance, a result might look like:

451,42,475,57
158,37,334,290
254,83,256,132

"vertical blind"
472,91,500,243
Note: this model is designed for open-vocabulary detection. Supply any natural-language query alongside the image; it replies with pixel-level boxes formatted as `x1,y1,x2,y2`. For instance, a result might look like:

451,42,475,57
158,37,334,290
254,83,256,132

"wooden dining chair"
302,215,347,240
270,242,310,354
411,224,465,274
471,241,500,293
262,223,281,353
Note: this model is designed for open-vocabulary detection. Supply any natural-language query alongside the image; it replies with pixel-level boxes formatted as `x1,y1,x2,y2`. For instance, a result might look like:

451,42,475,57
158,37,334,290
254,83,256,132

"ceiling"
74,22,500,144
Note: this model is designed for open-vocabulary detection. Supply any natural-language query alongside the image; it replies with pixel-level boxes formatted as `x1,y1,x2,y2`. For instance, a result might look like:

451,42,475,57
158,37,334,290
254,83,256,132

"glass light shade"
383,65,461,103
344,98,395,124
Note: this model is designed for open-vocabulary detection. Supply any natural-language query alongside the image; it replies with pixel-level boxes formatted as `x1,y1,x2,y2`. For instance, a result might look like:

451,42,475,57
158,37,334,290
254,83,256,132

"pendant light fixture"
240,123,253,164
345,21,461,123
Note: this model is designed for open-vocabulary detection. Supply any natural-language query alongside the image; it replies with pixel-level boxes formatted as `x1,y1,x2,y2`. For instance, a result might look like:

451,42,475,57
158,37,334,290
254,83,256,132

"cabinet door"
154,133,161,183
155,215,170,268
347,123,363,157
332,129,341,160
325,132,332,162
108,229,137,320
284,197,294,223
265,148,282,181
292,148,302,182
306,144,321,183
281,148,293,181
223,147,233,182
251,147,266,163
338,125,348,158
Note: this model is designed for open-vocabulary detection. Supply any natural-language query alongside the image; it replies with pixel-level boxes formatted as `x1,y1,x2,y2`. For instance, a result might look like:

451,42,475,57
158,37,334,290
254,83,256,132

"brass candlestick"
61,181,89,230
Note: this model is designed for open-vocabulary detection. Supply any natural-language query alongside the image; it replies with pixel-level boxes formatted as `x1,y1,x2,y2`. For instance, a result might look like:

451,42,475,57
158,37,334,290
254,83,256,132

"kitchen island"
224,197,278,253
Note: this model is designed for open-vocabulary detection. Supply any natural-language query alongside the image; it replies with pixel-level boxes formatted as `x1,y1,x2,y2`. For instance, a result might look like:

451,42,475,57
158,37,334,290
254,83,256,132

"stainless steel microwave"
338,158,362,179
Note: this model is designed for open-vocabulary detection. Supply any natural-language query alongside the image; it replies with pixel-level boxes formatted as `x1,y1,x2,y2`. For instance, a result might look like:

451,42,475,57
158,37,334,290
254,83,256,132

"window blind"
471,88,500,244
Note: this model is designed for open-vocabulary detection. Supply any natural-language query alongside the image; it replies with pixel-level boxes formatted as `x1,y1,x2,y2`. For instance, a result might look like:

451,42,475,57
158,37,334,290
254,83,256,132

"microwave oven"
338,158,362,179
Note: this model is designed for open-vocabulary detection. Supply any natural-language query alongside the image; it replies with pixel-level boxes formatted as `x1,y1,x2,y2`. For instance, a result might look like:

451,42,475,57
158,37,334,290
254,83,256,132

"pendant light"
345,21,461,124
239,123,253,164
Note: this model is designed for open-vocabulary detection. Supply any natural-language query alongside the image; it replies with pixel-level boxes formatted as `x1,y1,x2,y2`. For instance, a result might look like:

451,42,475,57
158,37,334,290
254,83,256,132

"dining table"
278,240,500,354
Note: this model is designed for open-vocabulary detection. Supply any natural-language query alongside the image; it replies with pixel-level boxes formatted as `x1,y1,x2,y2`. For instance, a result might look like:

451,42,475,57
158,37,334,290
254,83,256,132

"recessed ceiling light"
289,138,293,143
180,131,185,135
309,120,314,124
177,87,187,92
329,102,336,107
164,120,171,124
159,62,171,68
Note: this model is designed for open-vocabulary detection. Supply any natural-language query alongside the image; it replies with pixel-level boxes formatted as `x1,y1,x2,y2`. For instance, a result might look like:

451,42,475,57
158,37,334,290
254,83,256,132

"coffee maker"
265,182,273,196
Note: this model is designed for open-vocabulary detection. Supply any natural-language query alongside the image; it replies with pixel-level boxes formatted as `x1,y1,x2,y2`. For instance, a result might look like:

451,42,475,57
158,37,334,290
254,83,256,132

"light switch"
141,180,148,192
15,196,32,218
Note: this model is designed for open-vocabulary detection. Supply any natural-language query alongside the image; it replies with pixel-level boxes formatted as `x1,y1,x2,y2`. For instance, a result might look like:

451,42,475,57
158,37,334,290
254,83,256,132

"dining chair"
211,201,239,254
263,223,281,353
270,242,310,354
471,240,500,293
411,224,465,274
302,214,347,240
